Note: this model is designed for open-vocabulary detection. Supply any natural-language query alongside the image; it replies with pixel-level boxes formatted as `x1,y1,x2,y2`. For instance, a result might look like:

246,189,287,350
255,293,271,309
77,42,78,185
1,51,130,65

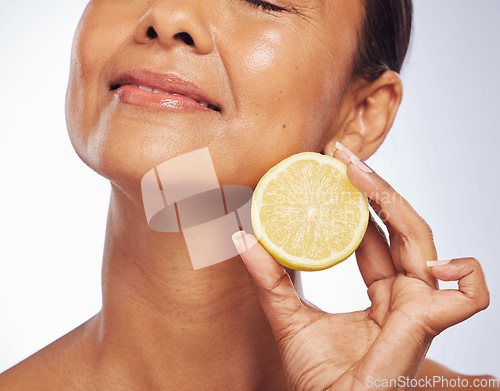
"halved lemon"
251,152,369,271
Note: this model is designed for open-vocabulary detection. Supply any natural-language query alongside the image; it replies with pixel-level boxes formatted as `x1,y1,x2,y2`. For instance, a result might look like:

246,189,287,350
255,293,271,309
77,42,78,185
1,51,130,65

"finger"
347,164,437,286
231,230,311,338
355,213,397,287
368,199,404,272
333,146,404,273
427,258,490,334
333,145,437,288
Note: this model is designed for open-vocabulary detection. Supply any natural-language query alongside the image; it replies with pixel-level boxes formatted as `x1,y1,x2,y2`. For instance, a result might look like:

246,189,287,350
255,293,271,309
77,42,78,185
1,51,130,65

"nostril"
146,26,158,39
174,32,195,46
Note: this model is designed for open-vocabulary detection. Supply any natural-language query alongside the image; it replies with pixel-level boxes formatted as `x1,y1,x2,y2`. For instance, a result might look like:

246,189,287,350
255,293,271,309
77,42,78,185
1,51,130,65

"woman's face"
66,0,363,193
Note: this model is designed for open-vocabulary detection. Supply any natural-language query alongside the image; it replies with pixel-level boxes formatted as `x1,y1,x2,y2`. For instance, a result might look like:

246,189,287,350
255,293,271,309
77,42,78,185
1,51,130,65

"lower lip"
112,85,216,113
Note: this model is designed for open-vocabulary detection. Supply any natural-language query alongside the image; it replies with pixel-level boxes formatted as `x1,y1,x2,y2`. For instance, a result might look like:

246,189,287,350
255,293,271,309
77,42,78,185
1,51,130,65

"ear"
323,70,403,160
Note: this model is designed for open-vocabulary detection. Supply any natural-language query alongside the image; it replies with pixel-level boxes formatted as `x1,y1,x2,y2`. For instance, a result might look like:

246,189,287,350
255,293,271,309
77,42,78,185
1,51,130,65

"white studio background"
1,0,499,377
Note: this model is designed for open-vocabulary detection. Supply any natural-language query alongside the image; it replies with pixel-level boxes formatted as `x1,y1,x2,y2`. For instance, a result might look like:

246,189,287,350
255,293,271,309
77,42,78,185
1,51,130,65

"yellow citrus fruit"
251,152,369,271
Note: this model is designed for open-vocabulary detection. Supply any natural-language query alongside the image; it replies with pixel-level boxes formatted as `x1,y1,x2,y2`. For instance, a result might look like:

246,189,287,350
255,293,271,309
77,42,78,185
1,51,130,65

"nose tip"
135,1,214,55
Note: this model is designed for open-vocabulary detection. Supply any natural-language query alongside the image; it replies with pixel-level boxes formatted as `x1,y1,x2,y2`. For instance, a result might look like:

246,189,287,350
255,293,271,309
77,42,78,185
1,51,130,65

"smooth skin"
0,0,497,390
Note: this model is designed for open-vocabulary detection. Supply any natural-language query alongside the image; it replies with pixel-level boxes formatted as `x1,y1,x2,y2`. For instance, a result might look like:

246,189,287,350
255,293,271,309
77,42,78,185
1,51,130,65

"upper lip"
109,68,221,112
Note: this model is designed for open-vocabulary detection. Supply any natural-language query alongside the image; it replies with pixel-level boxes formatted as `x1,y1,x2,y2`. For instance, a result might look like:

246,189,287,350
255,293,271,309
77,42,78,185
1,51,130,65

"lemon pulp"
251,152,369,271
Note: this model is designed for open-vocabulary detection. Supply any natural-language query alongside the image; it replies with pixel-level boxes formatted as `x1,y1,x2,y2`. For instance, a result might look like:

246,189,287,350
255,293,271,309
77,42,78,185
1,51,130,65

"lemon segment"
251,152,369,271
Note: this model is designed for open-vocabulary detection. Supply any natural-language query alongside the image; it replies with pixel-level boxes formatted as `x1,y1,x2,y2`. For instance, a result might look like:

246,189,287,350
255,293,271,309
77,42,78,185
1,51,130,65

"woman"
0,0,497,390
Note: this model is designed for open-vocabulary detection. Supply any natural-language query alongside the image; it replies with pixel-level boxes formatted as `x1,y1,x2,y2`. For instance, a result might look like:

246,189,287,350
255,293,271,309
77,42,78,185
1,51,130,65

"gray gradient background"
0,0,499,376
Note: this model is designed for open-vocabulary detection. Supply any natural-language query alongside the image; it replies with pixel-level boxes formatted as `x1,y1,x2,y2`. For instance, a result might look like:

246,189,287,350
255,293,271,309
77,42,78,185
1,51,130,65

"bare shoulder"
0,314,101,391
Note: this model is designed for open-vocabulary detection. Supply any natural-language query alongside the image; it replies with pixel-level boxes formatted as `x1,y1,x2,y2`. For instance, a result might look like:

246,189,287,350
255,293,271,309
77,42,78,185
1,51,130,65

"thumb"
231,230,309,338
427,257,490,333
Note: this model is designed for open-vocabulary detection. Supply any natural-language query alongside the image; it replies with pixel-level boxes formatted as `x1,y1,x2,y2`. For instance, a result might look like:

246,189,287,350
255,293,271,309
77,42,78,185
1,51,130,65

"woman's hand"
231,147,490,391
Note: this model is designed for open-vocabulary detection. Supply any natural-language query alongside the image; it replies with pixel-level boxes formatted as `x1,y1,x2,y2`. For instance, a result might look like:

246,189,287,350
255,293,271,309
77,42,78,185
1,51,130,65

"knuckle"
263,272,304,312
475,293,490,312
422,220,434,239
398,229,419,246
265,271,290,294
463,257,485,276
468,257,482,269
464,257,490,310
481,295,491,311
398,218,433,246
478,287,491,311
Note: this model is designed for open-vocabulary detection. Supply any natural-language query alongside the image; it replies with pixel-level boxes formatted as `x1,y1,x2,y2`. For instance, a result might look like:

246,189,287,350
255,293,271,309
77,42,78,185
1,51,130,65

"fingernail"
335,141,373,173
335,141,355,159
427,260,451,267
232,231,259,254
231,230,247,253
349,154,373,173
328,145,337,157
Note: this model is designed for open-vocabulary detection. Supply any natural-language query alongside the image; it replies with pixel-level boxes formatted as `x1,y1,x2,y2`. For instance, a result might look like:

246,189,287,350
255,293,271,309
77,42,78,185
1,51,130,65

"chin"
70,127,194,187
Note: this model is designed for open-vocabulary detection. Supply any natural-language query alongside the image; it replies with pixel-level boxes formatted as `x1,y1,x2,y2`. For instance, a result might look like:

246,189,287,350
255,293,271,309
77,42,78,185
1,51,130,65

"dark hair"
353,0,413,81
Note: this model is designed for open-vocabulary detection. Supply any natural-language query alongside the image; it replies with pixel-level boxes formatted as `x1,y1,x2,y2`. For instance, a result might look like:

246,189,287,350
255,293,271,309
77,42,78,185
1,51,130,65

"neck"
93,183,291,390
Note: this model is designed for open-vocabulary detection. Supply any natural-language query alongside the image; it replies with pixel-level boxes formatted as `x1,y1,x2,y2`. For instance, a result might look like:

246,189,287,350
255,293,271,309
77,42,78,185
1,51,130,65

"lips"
109,69,221,112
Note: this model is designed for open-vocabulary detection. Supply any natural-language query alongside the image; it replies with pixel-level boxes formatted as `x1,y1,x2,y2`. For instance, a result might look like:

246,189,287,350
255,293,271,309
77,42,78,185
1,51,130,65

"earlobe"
323,71,403,160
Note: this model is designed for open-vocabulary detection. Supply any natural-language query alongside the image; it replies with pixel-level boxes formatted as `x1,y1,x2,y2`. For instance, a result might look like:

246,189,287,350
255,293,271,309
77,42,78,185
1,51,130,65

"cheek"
66,2,163,185
231,23,343,139
230,27,315,111
66,2,120,155
210,23,344,186
244,30,280,72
